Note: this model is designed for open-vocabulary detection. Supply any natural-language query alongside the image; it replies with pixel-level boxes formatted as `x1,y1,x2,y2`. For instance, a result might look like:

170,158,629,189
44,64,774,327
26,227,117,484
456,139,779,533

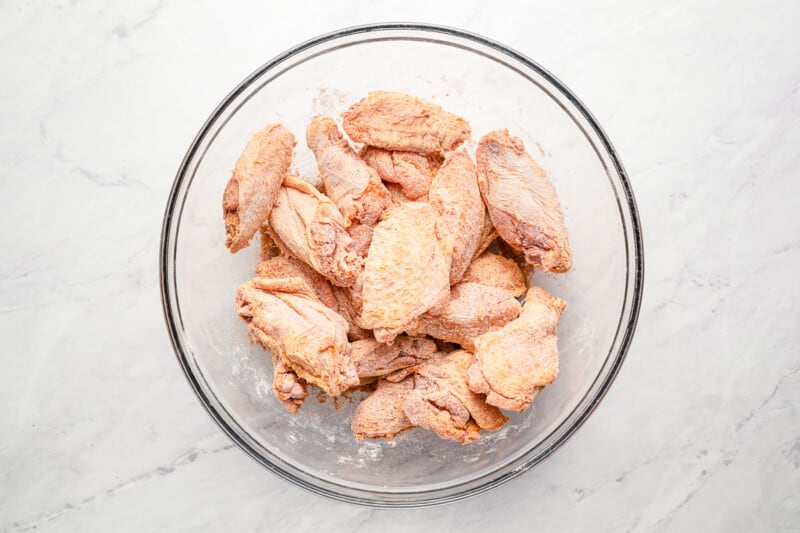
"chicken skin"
331,285,372,341
350,335,436,383
467,286,566,411
405,282,522,350
428,150,485,285
360,202,451,343
223,123,295,253
235,277,358,397
268,175,363,287
476,130,571,273
352,377,416,440
256,255,338,311
343,91,471,156
361,146,438,200
403,350,507,444
461,252,527,298
306,117,391,228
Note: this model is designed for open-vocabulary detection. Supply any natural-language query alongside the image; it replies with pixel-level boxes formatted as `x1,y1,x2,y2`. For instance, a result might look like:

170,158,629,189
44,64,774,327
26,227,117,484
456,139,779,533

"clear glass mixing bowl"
160,23,643,507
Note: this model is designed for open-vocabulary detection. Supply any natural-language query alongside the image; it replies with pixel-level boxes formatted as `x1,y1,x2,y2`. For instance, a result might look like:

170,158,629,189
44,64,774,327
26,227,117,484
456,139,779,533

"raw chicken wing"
268,175,363,287
405,282,521,350
476,130,571,273
461,252,527,297
223,124,295,252
403,350,507,444
467,286,566,411
350,335,436,383
360,202,451,343
306,117,391,227
428,149,484,284
256,255,338,311
352,377,415,440
361,146,437,199
235,277,358,396
343,91,470,156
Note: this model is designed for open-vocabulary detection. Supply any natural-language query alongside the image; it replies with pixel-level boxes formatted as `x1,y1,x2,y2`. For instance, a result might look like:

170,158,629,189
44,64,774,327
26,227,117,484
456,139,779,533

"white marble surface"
1,0,799,530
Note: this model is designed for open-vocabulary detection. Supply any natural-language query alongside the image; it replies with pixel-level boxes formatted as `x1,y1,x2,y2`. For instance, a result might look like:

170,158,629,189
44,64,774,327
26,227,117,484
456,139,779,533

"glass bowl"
160,23,643,507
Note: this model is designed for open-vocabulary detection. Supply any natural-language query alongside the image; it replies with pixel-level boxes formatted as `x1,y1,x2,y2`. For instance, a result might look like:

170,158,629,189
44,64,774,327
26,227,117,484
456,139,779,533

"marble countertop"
2,1,799,531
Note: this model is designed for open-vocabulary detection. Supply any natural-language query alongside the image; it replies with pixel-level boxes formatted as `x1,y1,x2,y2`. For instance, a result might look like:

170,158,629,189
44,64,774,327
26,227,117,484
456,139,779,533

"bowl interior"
164,26,639,505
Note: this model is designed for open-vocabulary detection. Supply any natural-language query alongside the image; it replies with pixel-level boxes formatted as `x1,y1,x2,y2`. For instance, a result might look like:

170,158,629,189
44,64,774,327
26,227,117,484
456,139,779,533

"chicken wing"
405,282,521,350
403,350,507,444
360,202,451,343
361,146,438,199
476,130,571,273
350,335,436,383
467,286,566,411
428,150,485,285
461,252,527,298
343,91,471,156
268,174,363,287
223,124,295,253
384,182,421,206
255,255,338,311
270,352,308,413
306,117,391,227
235,277,358,396
352,377,416,440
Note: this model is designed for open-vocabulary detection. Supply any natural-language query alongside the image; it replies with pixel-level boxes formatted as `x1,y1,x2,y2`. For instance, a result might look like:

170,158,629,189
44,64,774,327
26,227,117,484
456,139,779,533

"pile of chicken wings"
225,92,571,444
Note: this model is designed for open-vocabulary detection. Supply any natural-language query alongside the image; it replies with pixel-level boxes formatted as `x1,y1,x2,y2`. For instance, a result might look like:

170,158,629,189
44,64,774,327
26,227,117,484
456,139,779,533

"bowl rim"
160,22,644,508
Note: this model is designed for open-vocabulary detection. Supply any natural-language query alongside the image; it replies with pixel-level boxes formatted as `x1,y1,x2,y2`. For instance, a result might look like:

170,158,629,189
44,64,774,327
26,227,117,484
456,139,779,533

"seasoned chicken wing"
256,255,338,311
361,146,438,200
223,124,295,253
476,130,571,273
403,350,507,444
268,175,363,287
343,91,471,156
461,252,527,298
352,377,416,440
235,277,358,396
405,282,521,350
360,202,451,343
428,150,485,285
350,335,436,383
306,117,391,227
270,352,308,413
467,286,566,411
